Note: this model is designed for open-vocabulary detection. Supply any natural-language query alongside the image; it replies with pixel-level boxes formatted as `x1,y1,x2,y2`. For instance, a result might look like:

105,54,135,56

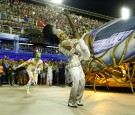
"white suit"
60,36,90,105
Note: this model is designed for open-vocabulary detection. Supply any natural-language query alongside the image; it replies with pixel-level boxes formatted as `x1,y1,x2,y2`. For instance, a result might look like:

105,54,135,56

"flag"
36,20,47,27
89,16,135,54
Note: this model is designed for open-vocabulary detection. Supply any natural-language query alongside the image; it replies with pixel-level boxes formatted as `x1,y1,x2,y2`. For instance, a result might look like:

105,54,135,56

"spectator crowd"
0,56,67,86
0,0,106,38
0,0,108,86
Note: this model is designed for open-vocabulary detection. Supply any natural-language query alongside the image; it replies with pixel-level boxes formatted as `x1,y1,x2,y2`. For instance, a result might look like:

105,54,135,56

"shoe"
26,91,30,94
68,103,78,108
76,102,84,106
26,86,30,94
26,89,30,94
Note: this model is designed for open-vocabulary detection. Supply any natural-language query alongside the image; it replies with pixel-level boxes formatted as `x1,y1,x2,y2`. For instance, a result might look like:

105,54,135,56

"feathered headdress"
43,24,63,44
34,49,41,58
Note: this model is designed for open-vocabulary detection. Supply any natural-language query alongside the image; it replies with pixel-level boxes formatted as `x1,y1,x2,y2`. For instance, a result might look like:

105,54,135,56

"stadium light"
46,46,59,48
19,43,33,45
121,7,130,20
51,0,63,4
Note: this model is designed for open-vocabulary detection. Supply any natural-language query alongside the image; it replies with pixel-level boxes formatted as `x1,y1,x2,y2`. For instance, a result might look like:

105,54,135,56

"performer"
65,64,72,86
43,13,91,108
45,60,53,86
15,52,43,94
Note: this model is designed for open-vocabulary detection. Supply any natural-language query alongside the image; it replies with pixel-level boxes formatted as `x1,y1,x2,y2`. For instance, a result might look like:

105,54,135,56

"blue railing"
0,33,67,61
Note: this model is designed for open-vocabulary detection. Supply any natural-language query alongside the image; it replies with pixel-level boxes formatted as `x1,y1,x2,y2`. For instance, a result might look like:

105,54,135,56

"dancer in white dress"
15,52,43,94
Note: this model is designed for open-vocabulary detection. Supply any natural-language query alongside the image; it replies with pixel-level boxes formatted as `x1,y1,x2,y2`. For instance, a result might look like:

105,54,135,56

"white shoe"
68,103,78,108
76,102,84,106
26,86,30,94
26,89,30,94
26,91,30,94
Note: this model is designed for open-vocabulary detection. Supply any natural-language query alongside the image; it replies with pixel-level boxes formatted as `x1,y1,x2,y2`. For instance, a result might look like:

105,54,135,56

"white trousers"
27,71,38,87
65,67,72,84
46,72,53,85
68,65,85,104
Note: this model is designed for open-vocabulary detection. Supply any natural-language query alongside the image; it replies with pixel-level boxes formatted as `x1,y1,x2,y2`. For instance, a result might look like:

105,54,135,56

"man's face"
60,33,68,41
35,53,41,60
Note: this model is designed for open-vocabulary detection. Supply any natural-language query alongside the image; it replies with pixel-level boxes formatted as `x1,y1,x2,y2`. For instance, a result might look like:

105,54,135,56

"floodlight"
121,7,130,20
51,0,63,4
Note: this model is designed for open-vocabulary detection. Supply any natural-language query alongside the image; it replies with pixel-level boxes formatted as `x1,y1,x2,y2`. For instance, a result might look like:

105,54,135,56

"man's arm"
60,44,77,58
15,61,28,70
60,39,79,51
65,14,80,39
62,45,72,51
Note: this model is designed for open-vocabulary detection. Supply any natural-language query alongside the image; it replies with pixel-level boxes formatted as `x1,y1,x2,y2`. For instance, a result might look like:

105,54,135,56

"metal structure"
30,0,115,21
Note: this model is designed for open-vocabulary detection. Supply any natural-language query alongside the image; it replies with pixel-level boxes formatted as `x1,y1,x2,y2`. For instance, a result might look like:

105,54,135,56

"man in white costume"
58,31,90,108
43,13,91,108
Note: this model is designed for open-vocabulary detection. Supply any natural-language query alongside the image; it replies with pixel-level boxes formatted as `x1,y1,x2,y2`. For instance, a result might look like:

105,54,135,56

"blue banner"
90,16,135,41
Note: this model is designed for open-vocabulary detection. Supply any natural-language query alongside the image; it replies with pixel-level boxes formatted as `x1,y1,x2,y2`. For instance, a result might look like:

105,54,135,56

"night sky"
63,0,135,18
